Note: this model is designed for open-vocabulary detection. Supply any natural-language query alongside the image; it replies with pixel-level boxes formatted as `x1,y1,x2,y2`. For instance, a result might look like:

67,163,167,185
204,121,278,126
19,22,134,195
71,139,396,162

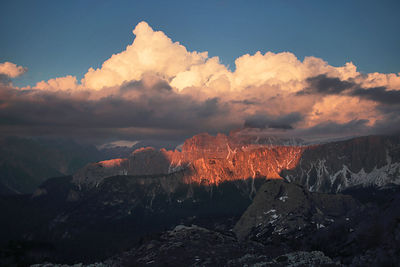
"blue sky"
1,0,399,88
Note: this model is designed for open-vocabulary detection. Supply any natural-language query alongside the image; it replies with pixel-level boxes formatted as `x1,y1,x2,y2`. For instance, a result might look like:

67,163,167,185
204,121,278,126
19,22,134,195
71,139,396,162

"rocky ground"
30,225,338,267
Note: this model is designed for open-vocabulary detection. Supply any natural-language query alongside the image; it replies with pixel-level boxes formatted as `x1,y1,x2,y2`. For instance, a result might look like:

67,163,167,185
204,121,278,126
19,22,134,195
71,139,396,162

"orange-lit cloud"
30,21,400,96
0,62,27,78
0,62,27,86
82,21,209,90
35,75,78,91
1,21,399,142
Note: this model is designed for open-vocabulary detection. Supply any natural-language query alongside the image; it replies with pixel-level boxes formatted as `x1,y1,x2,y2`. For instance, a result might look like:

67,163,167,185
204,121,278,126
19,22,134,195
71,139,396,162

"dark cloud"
120,78,172,93
299,119,369,136
351,86,400,105
230,99,259,105
238,119,376,144
299,74,354,95
0,81,234,143
302,74,400,106
194,98,222,118
244,112,304,130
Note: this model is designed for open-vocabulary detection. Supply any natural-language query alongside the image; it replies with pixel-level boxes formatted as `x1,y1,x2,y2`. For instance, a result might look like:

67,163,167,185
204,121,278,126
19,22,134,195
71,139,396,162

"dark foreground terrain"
1,178,400,266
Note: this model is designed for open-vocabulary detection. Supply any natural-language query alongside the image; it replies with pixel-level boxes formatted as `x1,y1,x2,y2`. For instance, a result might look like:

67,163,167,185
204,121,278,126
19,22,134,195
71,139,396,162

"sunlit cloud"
0,62,27,86
0,62,27,78
1,21,399,143
34,75,78,91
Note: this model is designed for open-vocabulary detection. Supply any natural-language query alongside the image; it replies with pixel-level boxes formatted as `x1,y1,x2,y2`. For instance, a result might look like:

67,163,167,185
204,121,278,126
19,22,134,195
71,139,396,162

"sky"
0,0,400,145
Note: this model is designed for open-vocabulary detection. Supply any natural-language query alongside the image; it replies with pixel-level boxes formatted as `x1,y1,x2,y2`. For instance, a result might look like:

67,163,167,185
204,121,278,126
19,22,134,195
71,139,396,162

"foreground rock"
235,180,400,266
3,177,400,265
96,225,337,267
234,180,359,246
282,135,400,192
271,251,336,266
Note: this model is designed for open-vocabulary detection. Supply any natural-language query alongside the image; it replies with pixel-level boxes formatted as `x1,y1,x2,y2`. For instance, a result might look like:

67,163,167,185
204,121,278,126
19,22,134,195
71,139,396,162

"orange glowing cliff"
73,132,305,187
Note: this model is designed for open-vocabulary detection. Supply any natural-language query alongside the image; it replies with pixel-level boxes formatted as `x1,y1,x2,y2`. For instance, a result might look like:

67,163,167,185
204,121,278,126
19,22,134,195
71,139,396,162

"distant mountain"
0,137,104,194
0,136,177,195
97,139,181,159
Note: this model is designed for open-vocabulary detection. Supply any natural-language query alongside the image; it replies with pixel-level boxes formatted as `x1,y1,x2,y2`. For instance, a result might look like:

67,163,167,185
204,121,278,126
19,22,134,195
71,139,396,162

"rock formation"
282,135,400,192
74,133,400,193
73,132,305,188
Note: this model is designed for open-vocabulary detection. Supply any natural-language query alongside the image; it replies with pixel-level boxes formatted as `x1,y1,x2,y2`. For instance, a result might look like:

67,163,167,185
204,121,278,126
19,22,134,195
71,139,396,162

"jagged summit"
73,132,305,188
73,133,400,192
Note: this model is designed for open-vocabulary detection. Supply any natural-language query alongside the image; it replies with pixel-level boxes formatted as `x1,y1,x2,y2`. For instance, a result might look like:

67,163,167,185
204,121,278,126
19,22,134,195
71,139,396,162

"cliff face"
73,133,305,188
282,135,400,192
233,179,400,266
233,180,360,242
73,133,400,192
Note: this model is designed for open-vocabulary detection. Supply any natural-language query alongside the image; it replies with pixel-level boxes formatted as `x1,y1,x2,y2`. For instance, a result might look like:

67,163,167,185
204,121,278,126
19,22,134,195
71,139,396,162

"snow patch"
278,195,288,202
263,209,276,215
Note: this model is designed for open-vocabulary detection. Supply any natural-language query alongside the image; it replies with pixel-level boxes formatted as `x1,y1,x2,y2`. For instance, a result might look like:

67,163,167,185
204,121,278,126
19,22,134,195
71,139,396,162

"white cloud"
13,21,399,138
31,21,399,94
81,21,208,90
35,75,78,91
0,62,27,78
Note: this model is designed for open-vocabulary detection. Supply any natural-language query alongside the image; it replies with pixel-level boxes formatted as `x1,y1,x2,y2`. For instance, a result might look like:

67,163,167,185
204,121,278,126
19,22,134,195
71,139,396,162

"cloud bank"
1,21,400,144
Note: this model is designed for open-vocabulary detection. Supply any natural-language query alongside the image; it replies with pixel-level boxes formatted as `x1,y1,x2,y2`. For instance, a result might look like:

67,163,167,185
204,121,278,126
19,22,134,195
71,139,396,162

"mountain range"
74,132,400,192
1,132,400,266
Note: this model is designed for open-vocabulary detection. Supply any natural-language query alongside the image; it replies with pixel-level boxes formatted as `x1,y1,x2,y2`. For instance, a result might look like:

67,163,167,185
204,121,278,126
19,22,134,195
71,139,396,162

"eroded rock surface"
73,133,400,193
73,132,306,188
234,180,400,266
234,180,359,246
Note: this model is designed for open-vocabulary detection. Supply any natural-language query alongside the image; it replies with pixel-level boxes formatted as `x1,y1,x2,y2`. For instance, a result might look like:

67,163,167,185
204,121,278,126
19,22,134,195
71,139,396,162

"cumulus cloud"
1,21,399,143
81,22,209,90
0,62,27,78
0,62,27,85
34,75,78,91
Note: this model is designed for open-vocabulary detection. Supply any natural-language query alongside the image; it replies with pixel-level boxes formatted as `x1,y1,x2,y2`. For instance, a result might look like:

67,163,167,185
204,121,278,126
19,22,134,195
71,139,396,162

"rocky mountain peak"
181,132,229,153
73,132,306,188
73,133,400,193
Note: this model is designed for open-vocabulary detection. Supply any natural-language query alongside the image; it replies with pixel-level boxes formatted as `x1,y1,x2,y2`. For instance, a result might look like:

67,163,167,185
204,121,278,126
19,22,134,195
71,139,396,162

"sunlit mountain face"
1,1,400,266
